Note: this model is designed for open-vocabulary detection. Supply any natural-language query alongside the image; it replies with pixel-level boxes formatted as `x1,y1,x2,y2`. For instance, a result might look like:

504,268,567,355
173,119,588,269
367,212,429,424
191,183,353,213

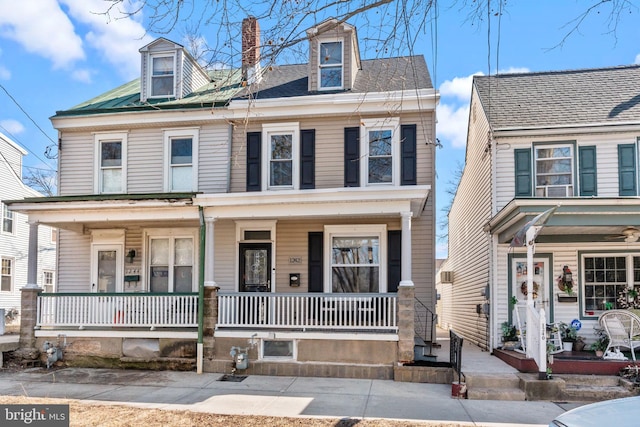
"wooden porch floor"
494,348,639,375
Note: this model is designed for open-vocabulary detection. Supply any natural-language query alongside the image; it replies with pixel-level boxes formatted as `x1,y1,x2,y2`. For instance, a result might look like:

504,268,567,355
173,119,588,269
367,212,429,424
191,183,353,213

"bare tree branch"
23,168,57,196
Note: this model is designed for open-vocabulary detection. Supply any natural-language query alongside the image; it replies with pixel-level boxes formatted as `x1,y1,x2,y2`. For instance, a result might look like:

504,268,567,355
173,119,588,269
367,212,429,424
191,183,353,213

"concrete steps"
465,373,526,401
557,374,637,402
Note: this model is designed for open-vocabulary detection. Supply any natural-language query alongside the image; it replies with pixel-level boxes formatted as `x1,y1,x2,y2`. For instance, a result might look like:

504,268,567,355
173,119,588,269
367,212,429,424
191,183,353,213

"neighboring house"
443,65,640,356
7,18,438,377
0,132,56,314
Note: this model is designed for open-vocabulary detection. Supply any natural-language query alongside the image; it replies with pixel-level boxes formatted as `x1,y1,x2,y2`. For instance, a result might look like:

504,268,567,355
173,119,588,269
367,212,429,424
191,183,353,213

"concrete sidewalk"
0,367,579,426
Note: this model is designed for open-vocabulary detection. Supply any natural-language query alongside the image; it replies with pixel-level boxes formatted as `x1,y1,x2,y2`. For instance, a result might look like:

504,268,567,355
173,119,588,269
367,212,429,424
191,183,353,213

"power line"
0,124,57,172
0,83,59,163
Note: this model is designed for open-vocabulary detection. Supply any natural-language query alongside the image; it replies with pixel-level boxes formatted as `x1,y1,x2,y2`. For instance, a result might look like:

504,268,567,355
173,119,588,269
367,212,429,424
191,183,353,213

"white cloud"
0,65,9,80
499,66,530,74
436,103,470,149
62,0,154,80
0,0,85,68
71,68,92,83
439,72,483,102
0,119,25,135
636,54,640,64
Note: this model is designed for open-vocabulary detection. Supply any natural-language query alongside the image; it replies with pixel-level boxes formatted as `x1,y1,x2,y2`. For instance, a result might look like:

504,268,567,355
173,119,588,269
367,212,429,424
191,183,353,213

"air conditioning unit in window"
536,185,572,198
440,271,454,283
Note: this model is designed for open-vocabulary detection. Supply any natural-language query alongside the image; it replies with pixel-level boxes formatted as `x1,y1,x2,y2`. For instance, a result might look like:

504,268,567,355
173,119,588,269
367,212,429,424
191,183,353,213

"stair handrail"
414,297,437,346
450,329,465,384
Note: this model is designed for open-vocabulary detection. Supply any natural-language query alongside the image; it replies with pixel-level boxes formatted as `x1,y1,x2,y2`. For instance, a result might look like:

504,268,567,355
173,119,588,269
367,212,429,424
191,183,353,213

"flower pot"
563,342,574,352
595,350,604,358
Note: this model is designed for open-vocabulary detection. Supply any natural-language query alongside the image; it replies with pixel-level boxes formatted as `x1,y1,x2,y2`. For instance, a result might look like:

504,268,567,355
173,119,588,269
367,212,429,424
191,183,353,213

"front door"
239,243,271,292
91,244,123,293
512,257,551,322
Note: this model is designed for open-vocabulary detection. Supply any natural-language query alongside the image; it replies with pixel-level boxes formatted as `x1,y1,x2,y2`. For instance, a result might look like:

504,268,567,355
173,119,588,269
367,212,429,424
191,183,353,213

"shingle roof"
237,55,432,100
55,55,432,117
474,65,640,130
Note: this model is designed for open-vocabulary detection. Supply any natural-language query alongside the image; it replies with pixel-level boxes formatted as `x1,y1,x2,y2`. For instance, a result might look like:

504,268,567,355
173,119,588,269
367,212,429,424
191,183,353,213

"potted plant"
559,322,578,351
501,321,519,350
590,326,609,358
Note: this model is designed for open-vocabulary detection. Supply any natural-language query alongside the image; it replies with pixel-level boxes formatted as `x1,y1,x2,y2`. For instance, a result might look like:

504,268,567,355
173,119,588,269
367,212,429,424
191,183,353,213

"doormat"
218,374,247,382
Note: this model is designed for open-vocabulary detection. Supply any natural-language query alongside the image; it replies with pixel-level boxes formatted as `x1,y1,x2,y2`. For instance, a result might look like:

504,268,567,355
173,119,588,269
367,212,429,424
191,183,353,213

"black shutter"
300,129,315,189
246,132,261,192
308,232,323,292
401,124,417,185
387,230,401,293
579,146,597,196
514,148,532,197
344,127,360,187
618,144,637,196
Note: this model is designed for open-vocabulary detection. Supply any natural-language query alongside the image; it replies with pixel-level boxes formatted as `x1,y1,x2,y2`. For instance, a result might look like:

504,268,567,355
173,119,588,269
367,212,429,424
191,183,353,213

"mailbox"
289,273,300,287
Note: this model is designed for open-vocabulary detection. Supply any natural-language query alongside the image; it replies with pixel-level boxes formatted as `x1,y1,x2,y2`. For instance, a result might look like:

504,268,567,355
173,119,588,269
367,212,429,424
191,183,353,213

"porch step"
465,373,526,401
414,336,437,362
556,374,638,402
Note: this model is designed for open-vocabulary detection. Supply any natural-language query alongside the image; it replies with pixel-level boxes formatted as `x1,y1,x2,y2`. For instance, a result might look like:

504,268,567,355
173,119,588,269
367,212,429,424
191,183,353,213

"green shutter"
578,146,597,196
618,144,637,196
514,148,532,197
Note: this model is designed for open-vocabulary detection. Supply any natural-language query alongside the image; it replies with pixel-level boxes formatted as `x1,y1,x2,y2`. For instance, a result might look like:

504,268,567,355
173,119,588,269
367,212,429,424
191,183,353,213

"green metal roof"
54,69,243,117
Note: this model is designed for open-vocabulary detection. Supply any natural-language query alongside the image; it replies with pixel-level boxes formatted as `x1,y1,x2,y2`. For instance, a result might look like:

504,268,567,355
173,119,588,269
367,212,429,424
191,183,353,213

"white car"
549,396,640,427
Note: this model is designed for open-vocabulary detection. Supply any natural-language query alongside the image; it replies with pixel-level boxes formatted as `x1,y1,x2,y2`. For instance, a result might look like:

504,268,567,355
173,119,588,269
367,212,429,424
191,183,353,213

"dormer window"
151,54,175,97
319,40,343,90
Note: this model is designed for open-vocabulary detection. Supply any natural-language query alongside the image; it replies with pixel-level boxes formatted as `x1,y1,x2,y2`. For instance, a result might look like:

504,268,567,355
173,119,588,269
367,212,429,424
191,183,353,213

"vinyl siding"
229,112,435,192
57,229,91,292
444,89,493,348
307,24,355,91
58,131,94,196
127,128,164,193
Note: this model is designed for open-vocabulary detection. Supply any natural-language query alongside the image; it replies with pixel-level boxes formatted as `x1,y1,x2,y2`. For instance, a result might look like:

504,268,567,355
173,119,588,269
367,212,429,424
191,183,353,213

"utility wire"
0,124,57,172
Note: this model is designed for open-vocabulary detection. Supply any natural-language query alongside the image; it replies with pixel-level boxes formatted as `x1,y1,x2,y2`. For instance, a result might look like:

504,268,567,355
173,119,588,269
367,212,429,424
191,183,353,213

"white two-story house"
8,18,439,377
1,132,56,317
441,65,640,358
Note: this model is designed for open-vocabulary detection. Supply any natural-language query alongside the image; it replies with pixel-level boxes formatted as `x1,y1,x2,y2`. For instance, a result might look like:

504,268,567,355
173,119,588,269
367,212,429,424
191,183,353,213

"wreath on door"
520,281,539,299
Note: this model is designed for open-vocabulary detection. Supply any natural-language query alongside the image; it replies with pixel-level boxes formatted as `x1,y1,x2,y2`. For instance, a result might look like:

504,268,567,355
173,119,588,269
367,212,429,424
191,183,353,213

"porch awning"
484,197,640,244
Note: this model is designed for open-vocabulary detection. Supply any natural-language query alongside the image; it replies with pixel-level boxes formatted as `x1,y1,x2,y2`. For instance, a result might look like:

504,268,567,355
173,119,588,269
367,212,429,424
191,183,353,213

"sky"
1,1,639,259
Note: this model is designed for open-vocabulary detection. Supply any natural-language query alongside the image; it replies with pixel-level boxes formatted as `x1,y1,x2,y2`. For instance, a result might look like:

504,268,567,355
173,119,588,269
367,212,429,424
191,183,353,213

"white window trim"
93,132,128,194
323,224,387,293
163,128,199,192
534,143,574,197
144,228,199,293
1,257,14,293
149,52,177,98
317,37,344,91
260,339,297,360
360,118,400,186
581,252,640,315
1,203,15,235
43,270,55,292
261,123,300,191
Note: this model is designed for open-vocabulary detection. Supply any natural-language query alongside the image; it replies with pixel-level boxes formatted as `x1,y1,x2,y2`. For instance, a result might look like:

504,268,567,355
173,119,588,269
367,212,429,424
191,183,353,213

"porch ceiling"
485,198,640,244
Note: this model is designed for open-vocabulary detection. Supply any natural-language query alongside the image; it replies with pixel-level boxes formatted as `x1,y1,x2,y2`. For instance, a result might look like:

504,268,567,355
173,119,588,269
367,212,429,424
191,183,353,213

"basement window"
262,340,294,359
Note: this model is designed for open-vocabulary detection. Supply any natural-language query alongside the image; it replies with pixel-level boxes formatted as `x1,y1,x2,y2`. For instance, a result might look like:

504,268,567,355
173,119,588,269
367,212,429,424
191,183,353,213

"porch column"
399,211,413,287
26,221,39,288
397,212,415,363
204,217,217,287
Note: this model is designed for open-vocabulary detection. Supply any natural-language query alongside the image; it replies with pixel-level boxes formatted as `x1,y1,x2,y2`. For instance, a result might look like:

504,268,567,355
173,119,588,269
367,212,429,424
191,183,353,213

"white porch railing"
217,292,397,332
37,293,198,329
527,305,547,379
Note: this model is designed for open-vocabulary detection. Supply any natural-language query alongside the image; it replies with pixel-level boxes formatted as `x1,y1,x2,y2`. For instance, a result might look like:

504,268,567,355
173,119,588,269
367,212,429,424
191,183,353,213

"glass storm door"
239,243,271,292
512,258,550,323
92,245,122,293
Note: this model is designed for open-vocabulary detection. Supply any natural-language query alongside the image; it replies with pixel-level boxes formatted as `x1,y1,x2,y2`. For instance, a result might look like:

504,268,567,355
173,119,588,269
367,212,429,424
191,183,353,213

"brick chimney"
242,17,261,84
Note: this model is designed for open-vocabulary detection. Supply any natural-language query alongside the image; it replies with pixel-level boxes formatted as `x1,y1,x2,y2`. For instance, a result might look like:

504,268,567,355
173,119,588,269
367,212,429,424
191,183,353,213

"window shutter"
514,148,532,197
300,129,315,189
387,230,401,293
246,132,261,192
308,232,323,293
344,127,360,187
618,144,637,196
401,124,417,185
579,146,597,196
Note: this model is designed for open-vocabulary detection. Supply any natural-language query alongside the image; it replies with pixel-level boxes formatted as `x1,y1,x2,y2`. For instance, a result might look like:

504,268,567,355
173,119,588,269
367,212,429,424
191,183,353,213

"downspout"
197,206,206,373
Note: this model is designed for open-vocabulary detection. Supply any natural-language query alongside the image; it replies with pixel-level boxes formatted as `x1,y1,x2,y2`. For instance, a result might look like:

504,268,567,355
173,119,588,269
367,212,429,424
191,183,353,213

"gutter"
197,206,206,374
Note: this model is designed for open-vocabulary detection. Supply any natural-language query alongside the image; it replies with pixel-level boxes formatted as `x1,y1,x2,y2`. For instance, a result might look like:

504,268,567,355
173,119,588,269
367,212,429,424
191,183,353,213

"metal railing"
37,293,198,329
217,292,397,331
450,329,465,384
414,297,437,349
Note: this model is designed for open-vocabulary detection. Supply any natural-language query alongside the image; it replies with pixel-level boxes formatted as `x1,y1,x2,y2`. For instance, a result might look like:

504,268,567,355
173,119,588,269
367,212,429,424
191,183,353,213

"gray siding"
57,229,91,292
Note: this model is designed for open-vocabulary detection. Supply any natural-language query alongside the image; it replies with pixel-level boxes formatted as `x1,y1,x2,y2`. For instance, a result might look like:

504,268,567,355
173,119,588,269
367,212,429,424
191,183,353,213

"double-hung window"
2,203,14,234
534,144,574,197
325,225,387,293
360,118,400,186
262,123,299,190
318,40,343,90
148,230,196,293
164,129,198,192
150,54,175,98
94,133,127,194
1,257,13,292
583,254,636,313
43,270,55,293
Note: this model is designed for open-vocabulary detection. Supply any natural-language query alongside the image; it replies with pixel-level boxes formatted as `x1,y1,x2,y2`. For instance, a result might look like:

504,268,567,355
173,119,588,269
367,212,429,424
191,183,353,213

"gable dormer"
306,19,361,92
139,38,210,102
